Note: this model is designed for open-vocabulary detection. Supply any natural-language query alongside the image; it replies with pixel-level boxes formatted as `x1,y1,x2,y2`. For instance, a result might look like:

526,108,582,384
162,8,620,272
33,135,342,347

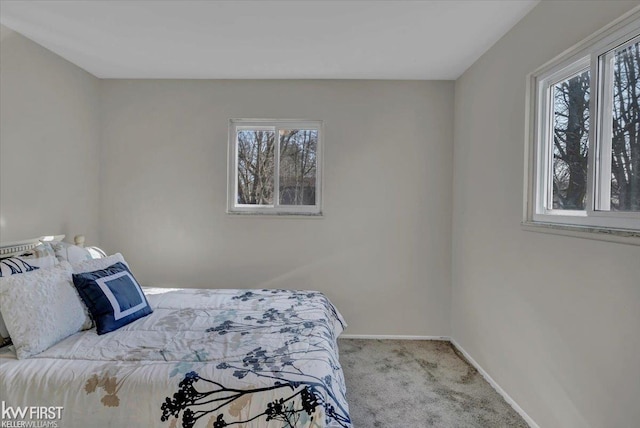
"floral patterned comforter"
0,288,351,428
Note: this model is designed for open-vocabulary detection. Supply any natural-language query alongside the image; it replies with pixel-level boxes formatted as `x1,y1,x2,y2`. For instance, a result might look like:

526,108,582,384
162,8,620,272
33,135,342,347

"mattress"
0,287,351,428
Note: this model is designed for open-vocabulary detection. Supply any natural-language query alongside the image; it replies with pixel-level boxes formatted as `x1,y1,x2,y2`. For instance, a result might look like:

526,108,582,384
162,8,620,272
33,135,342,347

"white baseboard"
339,334,539,428
449,339,540,428
340,334,450,341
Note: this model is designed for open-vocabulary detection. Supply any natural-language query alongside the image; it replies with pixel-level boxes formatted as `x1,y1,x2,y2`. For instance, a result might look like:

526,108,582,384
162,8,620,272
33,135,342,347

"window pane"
610,40,640,211
237,130,275,205
552,69,590,210
279,129,317,206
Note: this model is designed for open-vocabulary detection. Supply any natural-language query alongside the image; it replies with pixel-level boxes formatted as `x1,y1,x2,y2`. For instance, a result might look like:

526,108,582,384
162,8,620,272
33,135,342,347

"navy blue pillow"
72,262,152,335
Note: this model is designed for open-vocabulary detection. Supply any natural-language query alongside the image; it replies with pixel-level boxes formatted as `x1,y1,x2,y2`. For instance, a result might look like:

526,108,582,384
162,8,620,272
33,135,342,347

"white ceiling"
0,0,538,80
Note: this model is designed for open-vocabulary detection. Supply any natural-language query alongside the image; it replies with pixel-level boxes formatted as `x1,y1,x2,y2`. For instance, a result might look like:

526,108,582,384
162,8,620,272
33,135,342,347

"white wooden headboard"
0,235,65,258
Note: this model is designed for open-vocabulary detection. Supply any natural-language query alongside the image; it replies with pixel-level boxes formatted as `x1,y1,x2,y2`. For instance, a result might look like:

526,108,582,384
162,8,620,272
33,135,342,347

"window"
526,13,640,234
228,119,322,215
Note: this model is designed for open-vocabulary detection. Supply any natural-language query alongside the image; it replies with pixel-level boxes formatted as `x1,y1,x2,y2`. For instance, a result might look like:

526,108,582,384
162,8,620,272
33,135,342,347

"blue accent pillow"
72,262,152,335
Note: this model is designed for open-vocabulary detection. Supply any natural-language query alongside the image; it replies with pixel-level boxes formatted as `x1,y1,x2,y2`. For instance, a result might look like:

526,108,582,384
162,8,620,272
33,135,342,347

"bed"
0,237,351,428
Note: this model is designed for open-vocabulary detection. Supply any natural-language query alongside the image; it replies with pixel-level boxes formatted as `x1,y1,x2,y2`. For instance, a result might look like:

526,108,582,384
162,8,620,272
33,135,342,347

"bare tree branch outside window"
237,130,275,205
611,40,640,211
279,129,317,206
235,128,318,207
551,39,640,212
552,70,590,210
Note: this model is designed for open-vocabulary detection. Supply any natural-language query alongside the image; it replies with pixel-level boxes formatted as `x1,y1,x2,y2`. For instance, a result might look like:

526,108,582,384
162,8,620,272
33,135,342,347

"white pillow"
72,253,128,274
0,243,59,340
51,241,94,264
0,262,88,359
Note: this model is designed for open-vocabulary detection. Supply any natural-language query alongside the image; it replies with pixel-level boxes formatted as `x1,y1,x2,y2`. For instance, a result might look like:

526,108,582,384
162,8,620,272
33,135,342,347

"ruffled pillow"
51,241,94,264
0,262,88,358
0,243,60,340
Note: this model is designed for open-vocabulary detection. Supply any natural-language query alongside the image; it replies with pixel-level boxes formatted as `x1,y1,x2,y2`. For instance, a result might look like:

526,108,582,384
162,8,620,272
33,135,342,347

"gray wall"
452,2,640,427
0,23,454,336
0,25,100,243
99,80,454,336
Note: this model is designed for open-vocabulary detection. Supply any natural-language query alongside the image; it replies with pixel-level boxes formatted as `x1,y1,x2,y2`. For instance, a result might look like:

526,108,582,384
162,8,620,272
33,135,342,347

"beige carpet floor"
338,339,529,428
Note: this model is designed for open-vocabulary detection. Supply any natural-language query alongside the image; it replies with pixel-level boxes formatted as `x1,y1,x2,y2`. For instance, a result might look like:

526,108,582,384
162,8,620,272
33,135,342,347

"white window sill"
226,211,324,219
521,221,640,246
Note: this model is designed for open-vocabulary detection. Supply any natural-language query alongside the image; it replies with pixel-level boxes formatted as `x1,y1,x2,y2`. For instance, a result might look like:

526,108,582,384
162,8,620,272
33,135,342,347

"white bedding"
0,288,351,428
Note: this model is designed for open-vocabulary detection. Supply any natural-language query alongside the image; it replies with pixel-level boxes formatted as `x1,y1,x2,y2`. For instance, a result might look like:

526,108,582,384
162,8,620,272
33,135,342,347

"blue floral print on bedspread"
160,289,350,428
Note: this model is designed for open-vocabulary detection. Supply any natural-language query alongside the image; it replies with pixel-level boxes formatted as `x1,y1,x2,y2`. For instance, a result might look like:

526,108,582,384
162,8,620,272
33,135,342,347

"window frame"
227,119,323,216
525,10,640,238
